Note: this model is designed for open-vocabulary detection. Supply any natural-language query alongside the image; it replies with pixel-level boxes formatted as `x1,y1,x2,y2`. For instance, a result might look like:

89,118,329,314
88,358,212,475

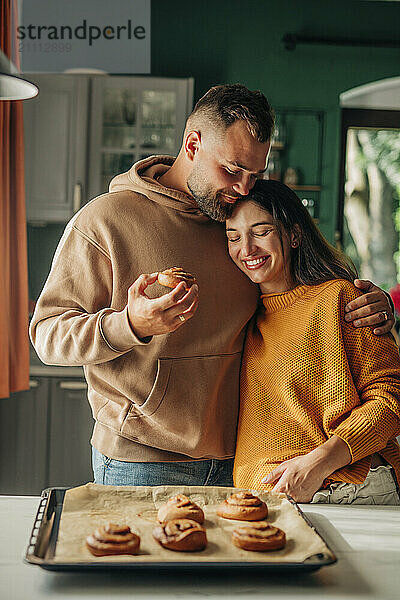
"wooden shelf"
288,185,321,191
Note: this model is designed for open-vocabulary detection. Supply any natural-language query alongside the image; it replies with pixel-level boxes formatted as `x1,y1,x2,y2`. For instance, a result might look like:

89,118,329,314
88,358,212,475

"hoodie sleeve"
29,224,150,367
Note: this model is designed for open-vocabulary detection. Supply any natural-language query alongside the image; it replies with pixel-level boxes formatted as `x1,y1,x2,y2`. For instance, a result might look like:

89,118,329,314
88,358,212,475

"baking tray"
24,487,336,572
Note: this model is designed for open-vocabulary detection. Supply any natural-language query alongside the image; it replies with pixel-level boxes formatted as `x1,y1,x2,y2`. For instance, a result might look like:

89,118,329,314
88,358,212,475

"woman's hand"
345,279,395,335
262,435,352,503
261,454,328,503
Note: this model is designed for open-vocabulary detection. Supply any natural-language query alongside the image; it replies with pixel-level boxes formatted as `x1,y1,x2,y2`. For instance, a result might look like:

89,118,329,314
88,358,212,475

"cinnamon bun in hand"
157,267,197,289
86,523,140,556
216,492,268,521
153,518,207,551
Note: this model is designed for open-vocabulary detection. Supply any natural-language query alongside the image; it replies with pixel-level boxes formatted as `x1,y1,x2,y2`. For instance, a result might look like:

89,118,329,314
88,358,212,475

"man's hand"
261,436,351,503
127,273,199,339
344,279,395,335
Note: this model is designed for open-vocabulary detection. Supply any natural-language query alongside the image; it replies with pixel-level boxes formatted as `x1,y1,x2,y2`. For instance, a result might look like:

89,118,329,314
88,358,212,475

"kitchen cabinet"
88,76,194,199
47,379,93,489
24,74,194,223
0,376,94,495
0,378,49,495
23,74,89,223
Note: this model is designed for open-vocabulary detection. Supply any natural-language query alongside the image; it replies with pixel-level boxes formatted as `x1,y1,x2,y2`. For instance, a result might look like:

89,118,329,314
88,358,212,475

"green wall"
151,0,400,240
27,0,400,299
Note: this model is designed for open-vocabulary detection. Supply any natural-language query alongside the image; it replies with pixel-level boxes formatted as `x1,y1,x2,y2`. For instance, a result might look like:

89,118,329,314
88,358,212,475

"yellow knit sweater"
233,279,400,490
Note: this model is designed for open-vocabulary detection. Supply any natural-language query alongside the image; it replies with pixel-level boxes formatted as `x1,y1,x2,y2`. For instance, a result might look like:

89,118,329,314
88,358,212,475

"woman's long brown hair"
244,179,357,285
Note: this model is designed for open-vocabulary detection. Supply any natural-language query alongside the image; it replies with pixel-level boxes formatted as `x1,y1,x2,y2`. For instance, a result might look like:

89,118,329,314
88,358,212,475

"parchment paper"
53,483,333,564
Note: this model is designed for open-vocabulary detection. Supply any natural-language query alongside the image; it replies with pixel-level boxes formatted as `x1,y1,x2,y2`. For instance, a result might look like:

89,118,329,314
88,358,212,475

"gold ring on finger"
381,310,389,322
178,314,186,322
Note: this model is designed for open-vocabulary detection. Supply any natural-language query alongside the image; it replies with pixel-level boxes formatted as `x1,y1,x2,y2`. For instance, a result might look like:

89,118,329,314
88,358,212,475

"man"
30,84,394,488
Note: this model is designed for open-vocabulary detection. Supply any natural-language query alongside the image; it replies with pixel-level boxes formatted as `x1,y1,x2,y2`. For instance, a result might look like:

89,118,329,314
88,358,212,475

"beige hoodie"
30,156,259,462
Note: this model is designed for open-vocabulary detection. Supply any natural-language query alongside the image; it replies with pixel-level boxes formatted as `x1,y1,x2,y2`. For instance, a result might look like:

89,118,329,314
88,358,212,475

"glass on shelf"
102,88,137,149
141,90,176,152
266,150,281,181
271,114,286,150
101,153,135,192
301,197,315,218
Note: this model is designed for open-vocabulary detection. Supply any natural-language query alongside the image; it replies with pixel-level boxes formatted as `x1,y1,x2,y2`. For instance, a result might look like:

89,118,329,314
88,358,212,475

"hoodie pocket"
120,353,242,458
137,357,173,417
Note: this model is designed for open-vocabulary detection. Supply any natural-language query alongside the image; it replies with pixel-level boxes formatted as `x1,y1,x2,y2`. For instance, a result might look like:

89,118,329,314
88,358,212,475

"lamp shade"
0,50,38,101
0,72,38,100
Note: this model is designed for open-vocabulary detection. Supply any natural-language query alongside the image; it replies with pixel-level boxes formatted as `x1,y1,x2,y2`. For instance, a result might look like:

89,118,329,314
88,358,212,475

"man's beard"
187,171,235,222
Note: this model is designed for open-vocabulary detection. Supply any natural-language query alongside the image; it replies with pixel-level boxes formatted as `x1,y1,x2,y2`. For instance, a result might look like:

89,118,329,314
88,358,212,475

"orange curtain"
0,0,29,398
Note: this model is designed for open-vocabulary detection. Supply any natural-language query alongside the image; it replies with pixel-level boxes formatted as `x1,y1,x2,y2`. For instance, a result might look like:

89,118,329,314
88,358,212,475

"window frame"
337,108,400,245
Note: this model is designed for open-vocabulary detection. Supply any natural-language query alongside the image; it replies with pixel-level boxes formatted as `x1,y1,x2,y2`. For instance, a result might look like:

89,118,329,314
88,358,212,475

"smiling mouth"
243,256,270,270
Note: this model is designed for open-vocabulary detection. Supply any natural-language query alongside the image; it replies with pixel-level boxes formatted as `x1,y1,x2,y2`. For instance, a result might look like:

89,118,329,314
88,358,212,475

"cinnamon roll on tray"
153,519,207,552
216,492,268,521
157,494,205,524
86,523,140,557
232,521,286,552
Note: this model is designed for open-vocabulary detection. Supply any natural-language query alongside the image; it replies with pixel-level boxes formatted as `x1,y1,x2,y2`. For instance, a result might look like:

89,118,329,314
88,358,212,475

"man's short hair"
187,84,274,143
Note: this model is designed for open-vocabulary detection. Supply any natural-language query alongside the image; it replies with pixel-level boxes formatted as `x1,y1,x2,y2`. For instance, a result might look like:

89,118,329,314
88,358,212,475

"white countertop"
2,495,400,600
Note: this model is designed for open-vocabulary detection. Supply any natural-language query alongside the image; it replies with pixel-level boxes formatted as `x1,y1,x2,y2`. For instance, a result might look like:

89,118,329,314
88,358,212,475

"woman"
226,179,400,504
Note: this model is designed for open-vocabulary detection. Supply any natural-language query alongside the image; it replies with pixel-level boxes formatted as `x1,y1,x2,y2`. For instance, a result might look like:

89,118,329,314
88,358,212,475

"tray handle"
26,492,50,560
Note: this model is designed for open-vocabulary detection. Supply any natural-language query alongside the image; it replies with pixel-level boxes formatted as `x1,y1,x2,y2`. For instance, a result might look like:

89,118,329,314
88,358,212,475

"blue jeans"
92,446,234,486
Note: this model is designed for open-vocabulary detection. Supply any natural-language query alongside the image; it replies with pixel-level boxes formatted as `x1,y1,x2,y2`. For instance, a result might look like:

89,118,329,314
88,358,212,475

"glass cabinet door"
100,86,138,193
100,152,137,198
141,90,177,154
88,76,193,201
102,87,138,150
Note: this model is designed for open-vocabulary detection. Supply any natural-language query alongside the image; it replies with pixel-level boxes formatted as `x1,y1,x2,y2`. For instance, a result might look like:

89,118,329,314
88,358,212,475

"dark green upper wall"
151,0,400,240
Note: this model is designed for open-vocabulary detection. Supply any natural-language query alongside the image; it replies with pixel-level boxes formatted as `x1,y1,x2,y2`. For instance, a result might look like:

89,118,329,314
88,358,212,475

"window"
337,109,400,292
